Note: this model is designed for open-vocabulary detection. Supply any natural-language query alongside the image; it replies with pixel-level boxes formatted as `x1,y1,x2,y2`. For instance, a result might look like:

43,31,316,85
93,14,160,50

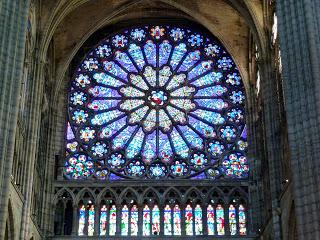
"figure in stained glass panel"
173,205,181,235
88,205,95,236
239,204,247,235
131,205,139,236
152,205,160,235
121,205,129,235
99,205,107,235
109,205,117,236
185,204,193,235
216,204,225,235
78,205,86,236
143,205,151,236
164,205,172,235
207,204,215,235
229,204,237,235
194,204,203,235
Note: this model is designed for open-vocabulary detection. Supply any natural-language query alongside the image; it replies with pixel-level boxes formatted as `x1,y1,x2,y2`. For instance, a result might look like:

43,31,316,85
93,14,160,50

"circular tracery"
64,25,249,180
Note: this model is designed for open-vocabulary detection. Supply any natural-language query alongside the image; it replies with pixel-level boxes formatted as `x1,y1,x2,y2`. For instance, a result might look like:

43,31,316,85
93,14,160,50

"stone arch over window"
53,190,74,235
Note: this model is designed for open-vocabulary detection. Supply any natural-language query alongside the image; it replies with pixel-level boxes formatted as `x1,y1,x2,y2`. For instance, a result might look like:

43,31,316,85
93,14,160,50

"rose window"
64,25,249,180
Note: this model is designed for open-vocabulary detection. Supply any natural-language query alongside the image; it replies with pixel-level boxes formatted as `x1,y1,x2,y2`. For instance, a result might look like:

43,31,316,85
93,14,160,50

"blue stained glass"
187,60,213,80
107,153,125,169
191,71,223,86
70,91,87,106
66,25,248,180
158,132,173,162
131,28,146,41
102,61,127,79
126,128,144,158
230,91,245,104
195,85,228,97
217,57,233,70
171,160,189,176
171,128,189,158
164,205,172,235
178,50,200,72
142,131,157,162
112,35,128,48
88,86,121,98
82,58,99,71
222,152,249,178
88,99,120,111
99,116,127,139
170,43,187,69
95,44,111,57
188,116,216,138
128,43,145,70
126,159,146,177
66,122,75,140
144,40,157,66
226,72,241,86
190,152,208,169
72,110,88,124
114,51,137,72
192,109,225,125
208,140,225,158
91,110,123,126
204,43,221,57
149,163,167,179
159,66,172,86
178,125,203,149
93,72,125,86
112,125,137,149
170,27,185,41
159,40,172,66
195,99,228,111
219,125,237,142
188,34,203,46
74,74,90,88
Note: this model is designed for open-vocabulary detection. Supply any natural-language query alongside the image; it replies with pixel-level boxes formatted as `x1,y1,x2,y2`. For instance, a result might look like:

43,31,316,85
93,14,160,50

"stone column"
0,0,30,238
277,0,320,239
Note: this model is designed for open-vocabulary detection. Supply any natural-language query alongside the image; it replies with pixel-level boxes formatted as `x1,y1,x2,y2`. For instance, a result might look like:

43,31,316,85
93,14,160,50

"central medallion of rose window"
149,90,167,106
119,65,196,133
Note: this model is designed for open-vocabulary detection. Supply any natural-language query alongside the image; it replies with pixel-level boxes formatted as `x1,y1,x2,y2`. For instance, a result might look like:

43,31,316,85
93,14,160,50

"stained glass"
121,205,129,235
65,25,249,180
216,204,225,235
131,205,139,236
152,205,160,235
164,205,172,235
78,205,86,235
185,204,193,235
143,205,151,236
173,205,181,235
109,205,117,236
194,204,203,235
229,204,237,235
207,205,215,235
99,205,107,235
88,205,95,236
239,204,247,235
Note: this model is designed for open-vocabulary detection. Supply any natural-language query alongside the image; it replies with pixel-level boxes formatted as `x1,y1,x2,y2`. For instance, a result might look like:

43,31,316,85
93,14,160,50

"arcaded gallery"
0,1,319,240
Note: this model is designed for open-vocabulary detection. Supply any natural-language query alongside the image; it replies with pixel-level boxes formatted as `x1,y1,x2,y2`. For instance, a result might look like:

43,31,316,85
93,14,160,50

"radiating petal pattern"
65,25,248,180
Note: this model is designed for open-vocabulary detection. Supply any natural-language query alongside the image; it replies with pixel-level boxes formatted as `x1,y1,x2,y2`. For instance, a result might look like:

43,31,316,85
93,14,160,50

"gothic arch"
53,188,76,204
38,0,265,104
75,188,96,205
96,188,117,203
